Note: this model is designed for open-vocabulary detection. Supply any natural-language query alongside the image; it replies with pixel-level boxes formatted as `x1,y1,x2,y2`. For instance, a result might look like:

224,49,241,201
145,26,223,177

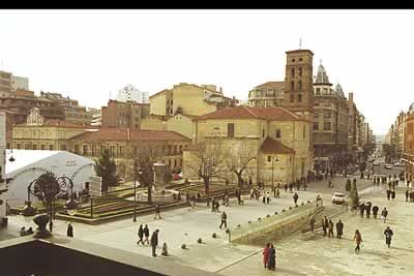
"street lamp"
22,174,79,238
133,170,142,222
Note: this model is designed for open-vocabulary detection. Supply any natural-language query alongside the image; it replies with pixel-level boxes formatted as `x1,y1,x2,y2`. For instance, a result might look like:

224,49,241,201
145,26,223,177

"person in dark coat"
150,229,159,257
384,226,393,248
328,219,334,238
219,212,227,229
386,188,391,200
284,184,288,193
381,208,388,223
293,193,299,206
321,216,328,237
359,203,365,218
365,202,372,218
353,229,362,253
143,224,150,244
267,244,276,270
336,219,344,239
406,190,409,202
67,222,74,238
372,205,379,219
391,189,396,200
137,225,144,245
310,217,315,232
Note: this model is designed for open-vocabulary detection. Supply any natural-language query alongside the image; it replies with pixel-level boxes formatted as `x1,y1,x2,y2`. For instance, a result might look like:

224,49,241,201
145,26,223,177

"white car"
373,160,380,165
332,192,346,204
384,164,393,169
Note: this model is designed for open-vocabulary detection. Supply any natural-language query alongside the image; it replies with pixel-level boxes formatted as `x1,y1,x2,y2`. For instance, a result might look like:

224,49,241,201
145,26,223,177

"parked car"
332,192,346,204
373,160,380,166
384,164,393,169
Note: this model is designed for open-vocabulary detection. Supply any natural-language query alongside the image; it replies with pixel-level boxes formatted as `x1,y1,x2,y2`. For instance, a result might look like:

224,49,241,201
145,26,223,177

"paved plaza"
5,177,414,275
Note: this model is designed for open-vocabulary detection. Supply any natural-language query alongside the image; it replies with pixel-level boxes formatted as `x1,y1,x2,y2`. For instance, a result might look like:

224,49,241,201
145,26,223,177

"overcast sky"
0,10,412,135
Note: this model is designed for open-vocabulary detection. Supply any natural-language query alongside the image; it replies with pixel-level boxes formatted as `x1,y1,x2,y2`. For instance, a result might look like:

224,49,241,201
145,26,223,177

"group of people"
20,226,34,236
20,222,74,237
358,202,388,222
312,216,344,239
262,243,276,270
136,225,164,257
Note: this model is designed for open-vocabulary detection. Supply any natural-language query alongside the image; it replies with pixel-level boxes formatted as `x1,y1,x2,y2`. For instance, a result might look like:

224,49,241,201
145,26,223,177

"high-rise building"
101,100,150,129
0,70,12,95
116,85,149,104
11,76,29,91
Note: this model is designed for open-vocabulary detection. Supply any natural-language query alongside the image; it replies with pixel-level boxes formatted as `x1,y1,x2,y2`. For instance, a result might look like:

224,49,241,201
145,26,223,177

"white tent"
5,150,96,208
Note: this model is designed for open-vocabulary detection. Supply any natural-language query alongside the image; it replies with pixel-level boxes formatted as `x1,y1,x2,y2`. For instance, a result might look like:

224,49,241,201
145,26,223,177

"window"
298,94,302,102
268,155,271,162
168,145,172,154
290,94,294,103
174,159,177,167
291,68,295,78
262,129,265,138
314,113,319,118
313,122,319,130
228,123,235,138
298,81,302,91
49,145,54,151
110,146,115,155
316,88,321,95
83,145,88,155
17,144,21,149
291,58,295,62
32,144,37,150
75,145,80,153
276,129,281,138
303,125,306,139
299,58,303,62
6,143,10,149
41,145,45,150
174,145,178,154
291,81,294,91
324,122,331,131
324,112,331,119
179,145,183,152
298,67,303,77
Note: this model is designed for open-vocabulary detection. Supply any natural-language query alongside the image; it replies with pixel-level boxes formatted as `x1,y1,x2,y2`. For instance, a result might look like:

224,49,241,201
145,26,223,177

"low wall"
231,203,323,246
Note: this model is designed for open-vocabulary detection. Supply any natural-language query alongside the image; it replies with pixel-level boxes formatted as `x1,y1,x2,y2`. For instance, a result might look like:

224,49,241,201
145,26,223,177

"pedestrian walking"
391,189,396,200
67,222,74,238
372,205,379,219
384,226,393,248
353,229,363,253
328,219,334,238
137,225,144,245
266,191,270,204
262,192,266,204
293,192,299,206
336,219,344,239
289,183,293,193
381,207,388,223
365,202,372,218
296,179,300,191
386,188,391,200
20,227,26,237
406,190,409,202
150,229,159,257
359,203,365,218
322,216,328,237
267,244,276,270
263,243,270,268
310,217,315,232
49,220,53,232
154,204,162,219
284,184,288,193
143,224,150,244
219,211,227,229
316,194,323,207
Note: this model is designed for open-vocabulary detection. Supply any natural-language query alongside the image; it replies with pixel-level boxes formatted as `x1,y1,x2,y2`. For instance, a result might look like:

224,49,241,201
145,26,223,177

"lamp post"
133,170,142,222
22,174,79,238
90,195,93,219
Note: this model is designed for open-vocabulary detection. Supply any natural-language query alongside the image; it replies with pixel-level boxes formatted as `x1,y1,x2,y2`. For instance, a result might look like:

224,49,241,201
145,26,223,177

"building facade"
116,85,149,104
40,92,90,125
0,70,12,94
403,103,414,182
68,128,191,179
11,76,29,91
0,111,7,221
101,100,150,129
248,82,284,108
312,64,349,158
149,83,237,118
183,106,312,184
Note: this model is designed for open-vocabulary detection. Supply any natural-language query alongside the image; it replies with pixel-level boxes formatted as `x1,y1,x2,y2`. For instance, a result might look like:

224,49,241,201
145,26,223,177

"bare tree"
185,138,229,197
130,145,161,205
227,149,257,186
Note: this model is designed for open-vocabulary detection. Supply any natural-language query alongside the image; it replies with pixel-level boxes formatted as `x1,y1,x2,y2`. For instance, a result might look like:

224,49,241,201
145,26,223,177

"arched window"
291,68,295,78
298,67,303,77
298,81,302,91
291,81,294,91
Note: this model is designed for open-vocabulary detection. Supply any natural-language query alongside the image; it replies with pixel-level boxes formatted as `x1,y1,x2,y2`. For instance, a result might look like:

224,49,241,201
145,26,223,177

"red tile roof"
15,120,89,128
196,106,302,121
71,128,190,142
260,137,295,154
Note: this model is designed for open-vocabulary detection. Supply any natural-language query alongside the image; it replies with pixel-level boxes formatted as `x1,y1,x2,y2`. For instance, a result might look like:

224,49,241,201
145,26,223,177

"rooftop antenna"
299,37,302,49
